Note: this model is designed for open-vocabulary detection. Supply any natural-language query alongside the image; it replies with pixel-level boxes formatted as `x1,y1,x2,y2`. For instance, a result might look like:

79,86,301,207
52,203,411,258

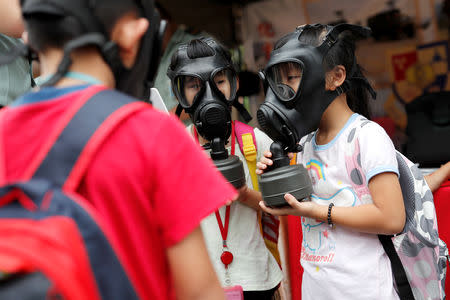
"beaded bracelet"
327,203,334,227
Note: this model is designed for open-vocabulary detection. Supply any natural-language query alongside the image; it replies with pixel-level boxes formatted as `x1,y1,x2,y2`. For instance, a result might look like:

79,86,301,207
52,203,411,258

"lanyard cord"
215,205,231,247
193,123,236,248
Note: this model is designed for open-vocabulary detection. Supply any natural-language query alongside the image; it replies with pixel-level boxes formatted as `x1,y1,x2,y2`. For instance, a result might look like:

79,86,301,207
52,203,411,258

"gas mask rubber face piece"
257,24,373,153
168,42,238,142
19,0,164,100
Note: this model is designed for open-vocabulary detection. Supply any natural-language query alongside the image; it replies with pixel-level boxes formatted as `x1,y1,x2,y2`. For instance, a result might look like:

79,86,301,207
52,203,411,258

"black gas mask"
257,23,376,153
168,38,251,187
257,24,376,207
1,0,165,100
168,38,251,159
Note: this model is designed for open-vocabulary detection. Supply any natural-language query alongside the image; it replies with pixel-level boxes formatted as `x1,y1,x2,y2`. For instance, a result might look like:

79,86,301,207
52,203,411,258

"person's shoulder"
353,115,388,138
352,115,396,153
252,126,274,151
253,126,269,139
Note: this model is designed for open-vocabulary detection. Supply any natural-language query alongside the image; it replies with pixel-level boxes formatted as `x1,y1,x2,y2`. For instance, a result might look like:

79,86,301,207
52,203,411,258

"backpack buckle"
242,133,257,161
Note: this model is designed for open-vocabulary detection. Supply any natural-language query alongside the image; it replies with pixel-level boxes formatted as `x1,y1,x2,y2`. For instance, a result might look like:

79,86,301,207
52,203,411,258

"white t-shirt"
188,125,283,291
297,114,400,300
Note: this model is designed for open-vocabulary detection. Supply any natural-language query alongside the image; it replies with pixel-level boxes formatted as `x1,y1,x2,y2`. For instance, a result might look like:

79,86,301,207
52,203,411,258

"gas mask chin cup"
256,89,301,153
193,83,232,142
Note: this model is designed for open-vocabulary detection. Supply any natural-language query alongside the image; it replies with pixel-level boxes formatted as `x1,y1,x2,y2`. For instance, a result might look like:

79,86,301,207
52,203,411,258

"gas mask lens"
175,75,205,107
267,61,303,101
212,68,237,101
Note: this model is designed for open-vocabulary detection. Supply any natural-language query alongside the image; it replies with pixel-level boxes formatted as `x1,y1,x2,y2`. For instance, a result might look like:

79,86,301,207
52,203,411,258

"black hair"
24,1,140,52
169,37,232,71
297,24,371,119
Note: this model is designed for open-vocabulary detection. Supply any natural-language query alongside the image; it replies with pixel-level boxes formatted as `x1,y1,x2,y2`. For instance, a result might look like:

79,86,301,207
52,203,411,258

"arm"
258,149,406,235
167,226,226,300
424,161,450,192
0,0,24,37
237,185,263,211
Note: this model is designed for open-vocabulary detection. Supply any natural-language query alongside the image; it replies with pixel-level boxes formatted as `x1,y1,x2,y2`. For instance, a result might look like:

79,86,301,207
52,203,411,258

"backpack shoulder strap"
234,121,283,265
234,120,257,154
234,120,258,191
30,87,149,192
378,234,415,300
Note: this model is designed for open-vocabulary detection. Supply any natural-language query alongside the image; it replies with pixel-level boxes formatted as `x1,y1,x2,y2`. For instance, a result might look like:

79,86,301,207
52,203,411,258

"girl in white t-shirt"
167,37,283,300
256,24,405,299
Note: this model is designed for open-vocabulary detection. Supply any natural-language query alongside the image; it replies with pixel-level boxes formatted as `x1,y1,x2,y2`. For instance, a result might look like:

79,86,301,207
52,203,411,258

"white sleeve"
358,121,399,183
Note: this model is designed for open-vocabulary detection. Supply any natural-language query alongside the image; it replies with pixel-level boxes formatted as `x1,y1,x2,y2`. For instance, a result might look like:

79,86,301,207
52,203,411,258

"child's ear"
236,77,240,92
110,13,149,68
325,65,346,91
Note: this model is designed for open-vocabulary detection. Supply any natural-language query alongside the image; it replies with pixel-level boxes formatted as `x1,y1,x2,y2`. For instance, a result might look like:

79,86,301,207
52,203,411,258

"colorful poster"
385,41,450,130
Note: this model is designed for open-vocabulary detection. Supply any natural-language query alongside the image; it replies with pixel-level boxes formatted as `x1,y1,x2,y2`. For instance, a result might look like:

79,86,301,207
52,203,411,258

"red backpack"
0,87,147,299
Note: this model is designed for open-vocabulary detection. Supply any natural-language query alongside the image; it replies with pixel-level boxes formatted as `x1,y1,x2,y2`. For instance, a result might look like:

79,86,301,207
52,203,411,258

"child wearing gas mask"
168,37,283,300
255,24,408,299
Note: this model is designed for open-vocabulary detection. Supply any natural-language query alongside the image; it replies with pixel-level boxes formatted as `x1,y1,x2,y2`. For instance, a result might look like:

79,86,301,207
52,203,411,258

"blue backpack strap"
32,88,149,190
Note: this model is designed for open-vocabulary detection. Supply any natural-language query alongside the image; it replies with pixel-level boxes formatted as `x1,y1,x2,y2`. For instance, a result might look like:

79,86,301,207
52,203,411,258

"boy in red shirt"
0,0,237,299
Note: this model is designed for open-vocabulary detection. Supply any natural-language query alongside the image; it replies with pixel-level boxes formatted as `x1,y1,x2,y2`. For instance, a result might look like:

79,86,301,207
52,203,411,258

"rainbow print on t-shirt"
306,159,326,183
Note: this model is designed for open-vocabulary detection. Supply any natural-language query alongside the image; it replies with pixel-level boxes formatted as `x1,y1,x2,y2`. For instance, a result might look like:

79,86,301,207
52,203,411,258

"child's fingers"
260,156,273,166
263,150,272,158
256,164,264,175
256,161,266,169
284,193,301,208
259,201,294,216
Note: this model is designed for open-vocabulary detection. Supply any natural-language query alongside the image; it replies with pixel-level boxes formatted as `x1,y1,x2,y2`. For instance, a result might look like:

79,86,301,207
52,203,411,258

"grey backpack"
348,119,448,300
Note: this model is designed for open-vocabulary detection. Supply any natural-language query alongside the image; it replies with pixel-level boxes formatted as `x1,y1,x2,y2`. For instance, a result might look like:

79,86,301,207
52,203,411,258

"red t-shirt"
0,85,237,299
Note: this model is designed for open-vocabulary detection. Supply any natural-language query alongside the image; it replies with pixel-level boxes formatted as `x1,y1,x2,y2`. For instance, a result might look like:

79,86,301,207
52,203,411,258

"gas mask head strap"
21,0,123,87
314,24,376,100
316,23,372,55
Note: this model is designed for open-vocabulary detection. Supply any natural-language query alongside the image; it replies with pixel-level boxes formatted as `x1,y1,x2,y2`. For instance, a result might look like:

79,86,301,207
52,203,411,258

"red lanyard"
215,206,231,246
193,123,235,269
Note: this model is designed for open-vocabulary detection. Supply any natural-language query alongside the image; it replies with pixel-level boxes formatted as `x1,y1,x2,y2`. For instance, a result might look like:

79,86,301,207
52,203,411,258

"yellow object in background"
405,64,435,89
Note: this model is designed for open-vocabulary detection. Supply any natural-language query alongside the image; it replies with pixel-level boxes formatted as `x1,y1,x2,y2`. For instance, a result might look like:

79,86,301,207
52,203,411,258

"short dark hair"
24,1,140,52
169,37,231,71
